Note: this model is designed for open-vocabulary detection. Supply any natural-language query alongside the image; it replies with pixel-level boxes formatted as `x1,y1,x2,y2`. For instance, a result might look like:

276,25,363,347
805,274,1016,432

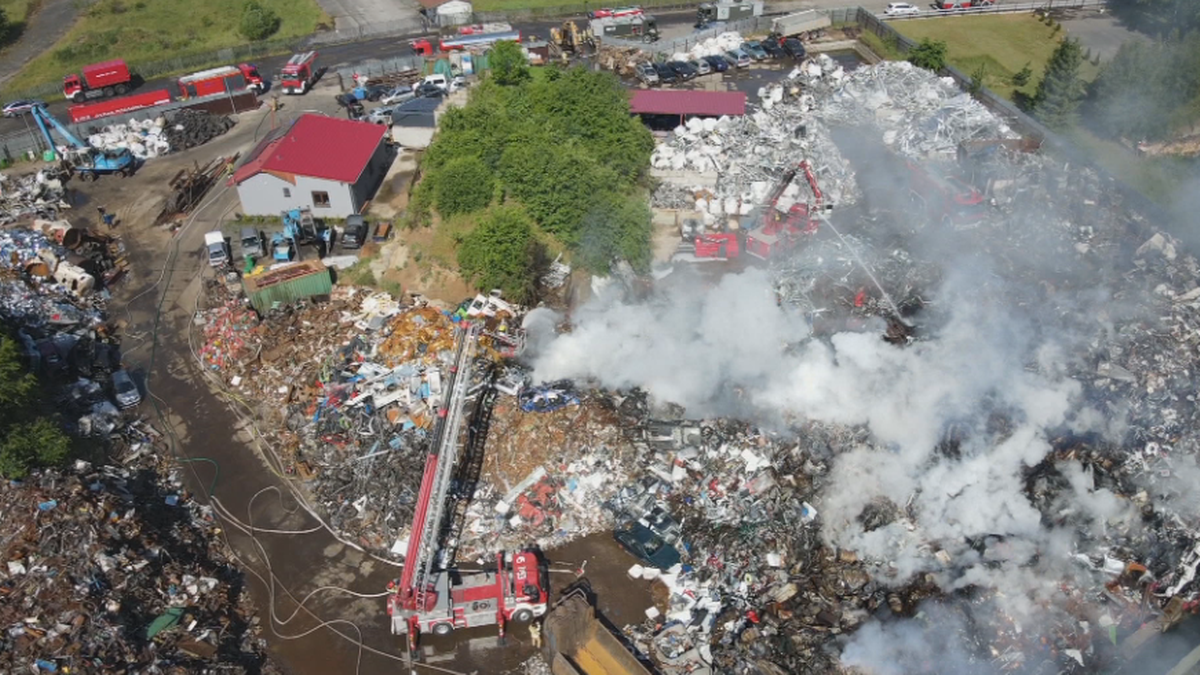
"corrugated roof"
233,114,387,185
628,89,746,117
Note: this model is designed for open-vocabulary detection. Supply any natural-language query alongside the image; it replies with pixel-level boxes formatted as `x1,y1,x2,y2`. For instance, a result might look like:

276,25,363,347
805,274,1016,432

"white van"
204,231,229,267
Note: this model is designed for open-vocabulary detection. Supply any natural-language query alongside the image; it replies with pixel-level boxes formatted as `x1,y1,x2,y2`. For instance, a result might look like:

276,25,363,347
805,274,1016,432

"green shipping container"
243,260,333,312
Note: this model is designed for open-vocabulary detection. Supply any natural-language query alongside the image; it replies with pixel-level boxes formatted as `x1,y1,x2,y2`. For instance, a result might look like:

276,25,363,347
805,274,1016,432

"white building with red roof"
231,114,392,218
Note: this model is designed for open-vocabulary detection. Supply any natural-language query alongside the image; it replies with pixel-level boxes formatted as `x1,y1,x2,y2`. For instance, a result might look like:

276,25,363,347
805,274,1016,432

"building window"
283,187,291,198
312,191,331,208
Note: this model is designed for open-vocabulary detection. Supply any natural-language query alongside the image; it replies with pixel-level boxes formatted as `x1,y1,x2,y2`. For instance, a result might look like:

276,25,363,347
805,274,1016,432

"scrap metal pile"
83,109,235,160
0,168,71,224
195,283,522,554
0,226,277,674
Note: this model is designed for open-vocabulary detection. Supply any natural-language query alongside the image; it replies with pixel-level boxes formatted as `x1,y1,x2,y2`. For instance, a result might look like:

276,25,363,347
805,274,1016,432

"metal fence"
333,55,427,81
309,18,429,45
474,0,701,22
885,0,1106,21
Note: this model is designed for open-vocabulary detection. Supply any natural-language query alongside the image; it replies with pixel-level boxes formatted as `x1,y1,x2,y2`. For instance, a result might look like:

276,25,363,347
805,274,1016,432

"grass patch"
4,0,328,93
1,0,36,25
893,14,1064,101
859,30,905,61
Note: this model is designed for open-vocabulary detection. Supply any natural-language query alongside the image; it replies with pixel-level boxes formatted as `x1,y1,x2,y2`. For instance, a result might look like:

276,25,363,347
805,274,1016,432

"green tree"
907,38,948,72
0,335,72,479
1034,38,1087,128
1011,62,1033,87
576,193,653,273
489,40,531,86
0,419,71,480
457,205,538,301
239,0,281,41
432,156,494,217
0,7,11,46
1089,39,1185,141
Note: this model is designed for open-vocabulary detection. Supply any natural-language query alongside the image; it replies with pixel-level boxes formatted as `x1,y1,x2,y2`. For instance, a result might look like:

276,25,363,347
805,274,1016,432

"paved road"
0,0,83,87
314,0,424,34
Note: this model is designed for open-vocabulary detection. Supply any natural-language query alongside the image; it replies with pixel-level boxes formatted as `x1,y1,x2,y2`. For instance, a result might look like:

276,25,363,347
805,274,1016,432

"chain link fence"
474,0,700,22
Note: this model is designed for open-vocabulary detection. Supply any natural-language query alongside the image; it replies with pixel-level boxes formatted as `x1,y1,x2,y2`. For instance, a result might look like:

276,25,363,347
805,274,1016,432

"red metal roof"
628,89,746,117
233,114,387,185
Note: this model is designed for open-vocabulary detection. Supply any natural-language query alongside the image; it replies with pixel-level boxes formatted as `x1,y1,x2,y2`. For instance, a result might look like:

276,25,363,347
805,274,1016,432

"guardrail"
882,0,1105,20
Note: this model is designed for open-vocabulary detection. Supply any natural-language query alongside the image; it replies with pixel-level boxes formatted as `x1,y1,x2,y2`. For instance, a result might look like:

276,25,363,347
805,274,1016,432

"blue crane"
30,105,137,182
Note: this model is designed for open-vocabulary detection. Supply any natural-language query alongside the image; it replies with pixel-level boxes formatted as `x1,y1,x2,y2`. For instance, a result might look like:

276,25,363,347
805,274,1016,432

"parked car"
970,0,994,5
414,82,446,98
689,58,711,76
111,369,141,409
667,60,698,81
380,85,416,106
884,2,921,15
366,106,394,125
3,99,44,117
936,0,971,9
703,54,731,72
760,37,786,58
239,227,265,259
743,40,769,61
725,48,752,68
653,62,679,84
360,85,389,102
341,215,369,249
635,62,660,85
783,37,807,60
413,73,449,92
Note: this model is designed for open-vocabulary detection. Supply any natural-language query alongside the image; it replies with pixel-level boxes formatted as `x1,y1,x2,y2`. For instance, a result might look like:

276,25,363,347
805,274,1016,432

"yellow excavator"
550,20,594,56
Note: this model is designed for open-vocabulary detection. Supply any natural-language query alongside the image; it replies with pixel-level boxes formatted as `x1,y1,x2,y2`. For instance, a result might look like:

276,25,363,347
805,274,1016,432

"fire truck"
588,6,644,18
177,63,265,99
63,59,134,103
457,22,513,35
385,322,549,657
745,160,825,260
278,52,319,95
411,29,522,56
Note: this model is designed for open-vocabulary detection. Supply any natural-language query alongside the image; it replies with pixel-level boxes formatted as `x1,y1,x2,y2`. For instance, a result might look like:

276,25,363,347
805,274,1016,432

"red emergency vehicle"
63,60,134,103
588,6,644,18
278,52,319,95
177,64,264,99
745,160,824,260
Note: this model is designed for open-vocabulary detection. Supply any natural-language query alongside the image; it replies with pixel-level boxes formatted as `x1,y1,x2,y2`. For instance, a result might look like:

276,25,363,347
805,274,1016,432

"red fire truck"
68,89,172,124
63,59,134,103
278,52,319,95
588,6,644,18
384,323,549,657
410,29,522,56
177,64,265,99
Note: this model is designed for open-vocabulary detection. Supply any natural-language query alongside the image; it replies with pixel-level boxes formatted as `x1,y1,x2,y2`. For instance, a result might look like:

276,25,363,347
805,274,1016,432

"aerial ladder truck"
745,159,825,260
386,322,549,661
30,105,136,181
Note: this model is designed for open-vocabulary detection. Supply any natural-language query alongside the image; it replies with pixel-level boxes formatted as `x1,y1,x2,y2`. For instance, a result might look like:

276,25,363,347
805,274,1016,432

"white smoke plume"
529,262,1137,667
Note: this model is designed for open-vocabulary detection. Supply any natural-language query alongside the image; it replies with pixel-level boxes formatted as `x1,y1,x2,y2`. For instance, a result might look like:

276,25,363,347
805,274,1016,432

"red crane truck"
63,59,134,103
178,64,265,99
384,322,549,658
278,52,319,95
745,160,824,260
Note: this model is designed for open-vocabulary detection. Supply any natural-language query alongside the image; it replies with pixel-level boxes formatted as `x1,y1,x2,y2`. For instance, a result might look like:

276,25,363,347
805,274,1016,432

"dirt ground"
1,81,651,673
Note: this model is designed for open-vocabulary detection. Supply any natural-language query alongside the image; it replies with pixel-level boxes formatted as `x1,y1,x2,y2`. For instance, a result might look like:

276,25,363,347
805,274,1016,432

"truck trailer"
770,9,832,37
590,15,659,42
695,0,763,28
67,89,172,124
178,64,265,99
63,60,134,103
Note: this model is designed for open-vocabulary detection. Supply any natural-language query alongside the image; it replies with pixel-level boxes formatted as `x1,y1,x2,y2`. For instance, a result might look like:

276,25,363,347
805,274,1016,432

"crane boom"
398,321,480,612
31,105,87,151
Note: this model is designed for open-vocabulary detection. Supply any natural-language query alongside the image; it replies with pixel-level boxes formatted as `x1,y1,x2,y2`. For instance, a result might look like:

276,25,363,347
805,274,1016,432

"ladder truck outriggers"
386,322,549,660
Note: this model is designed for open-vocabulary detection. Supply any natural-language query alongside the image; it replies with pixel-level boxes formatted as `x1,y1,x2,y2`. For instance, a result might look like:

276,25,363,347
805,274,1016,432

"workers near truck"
695,0,763,29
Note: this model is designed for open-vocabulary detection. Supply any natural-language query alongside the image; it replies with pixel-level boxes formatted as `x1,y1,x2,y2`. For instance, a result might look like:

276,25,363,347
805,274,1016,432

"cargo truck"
590,15,659,42
178,64,265,99
769,9,831,37
695,0,763,28
63,60,135,103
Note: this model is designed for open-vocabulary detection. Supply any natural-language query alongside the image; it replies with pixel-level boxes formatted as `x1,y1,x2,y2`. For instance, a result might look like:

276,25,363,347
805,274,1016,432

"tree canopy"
457,205,538,302
420,65,654,284
907,39,948,72
1034,38,1087,128
239,0,281,41
489,40,531,86
432,156,494,217
1087,35,1200,142
0,335,72,479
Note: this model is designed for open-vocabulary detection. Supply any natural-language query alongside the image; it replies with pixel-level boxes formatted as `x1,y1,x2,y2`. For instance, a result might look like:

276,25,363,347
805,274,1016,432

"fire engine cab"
387,549,548,639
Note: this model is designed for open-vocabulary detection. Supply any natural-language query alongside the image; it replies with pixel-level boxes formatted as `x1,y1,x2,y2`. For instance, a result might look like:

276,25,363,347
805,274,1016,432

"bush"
239,0,281,41
968,62,987,95
1011,62,1033,87
907,38,948,72
432,156,494,217
457,205,538,301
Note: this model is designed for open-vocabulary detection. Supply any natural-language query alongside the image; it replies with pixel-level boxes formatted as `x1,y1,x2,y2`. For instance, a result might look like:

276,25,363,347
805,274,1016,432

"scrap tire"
80,171,96,182
432,622,454,636
116,84,128,95
511,609,534,623
103,86,114,97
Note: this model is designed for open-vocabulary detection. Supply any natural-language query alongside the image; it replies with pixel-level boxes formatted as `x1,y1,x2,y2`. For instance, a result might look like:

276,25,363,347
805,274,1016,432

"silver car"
689,58,711,76
725,48,752,68
111,369,141,409
380,85,416,106
635,62,660,85
367,107,394,125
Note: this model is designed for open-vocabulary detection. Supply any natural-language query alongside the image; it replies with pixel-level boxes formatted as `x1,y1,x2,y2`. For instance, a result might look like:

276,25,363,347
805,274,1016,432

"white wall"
237,172,357,217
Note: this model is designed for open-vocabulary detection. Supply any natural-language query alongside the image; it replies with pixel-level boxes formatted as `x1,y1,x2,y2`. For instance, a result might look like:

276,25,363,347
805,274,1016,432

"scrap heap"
0,168,71,225
82,109,235,160
0,226,276,674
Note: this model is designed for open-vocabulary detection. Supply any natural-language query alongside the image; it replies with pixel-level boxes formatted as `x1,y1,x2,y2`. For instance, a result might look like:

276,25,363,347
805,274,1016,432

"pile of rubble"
83,109,235,159
0,168,71,224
